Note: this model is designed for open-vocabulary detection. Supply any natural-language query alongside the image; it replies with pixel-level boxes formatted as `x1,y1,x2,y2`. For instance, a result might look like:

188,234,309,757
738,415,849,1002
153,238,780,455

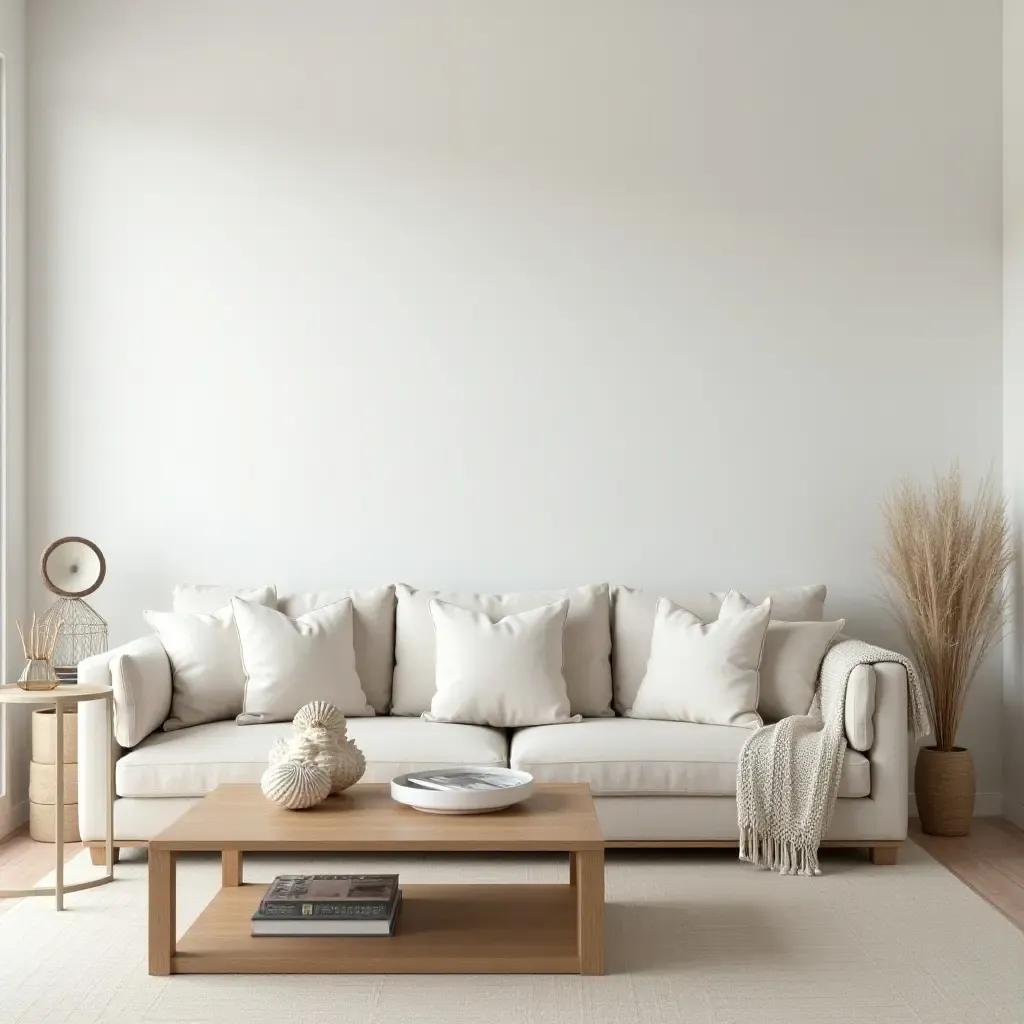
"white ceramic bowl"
390,767,534,814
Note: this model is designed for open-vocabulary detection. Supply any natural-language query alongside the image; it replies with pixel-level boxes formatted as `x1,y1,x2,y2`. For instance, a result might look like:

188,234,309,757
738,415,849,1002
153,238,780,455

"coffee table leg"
573,849,604,975
222,850,243,887
149,848,176,976
569,854,577,886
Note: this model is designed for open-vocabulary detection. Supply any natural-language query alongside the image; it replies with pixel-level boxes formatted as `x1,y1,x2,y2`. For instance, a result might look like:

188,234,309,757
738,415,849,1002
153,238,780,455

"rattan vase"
915,746,975,837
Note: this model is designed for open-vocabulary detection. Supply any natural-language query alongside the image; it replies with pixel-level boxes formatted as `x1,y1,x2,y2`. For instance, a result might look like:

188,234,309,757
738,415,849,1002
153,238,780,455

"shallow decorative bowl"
390,767,534,814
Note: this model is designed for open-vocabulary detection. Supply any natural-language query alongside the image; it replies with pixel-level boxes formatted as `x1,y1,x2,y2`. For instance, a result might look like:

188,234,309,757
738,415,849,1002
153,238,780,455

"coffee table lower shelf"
173,882,583,975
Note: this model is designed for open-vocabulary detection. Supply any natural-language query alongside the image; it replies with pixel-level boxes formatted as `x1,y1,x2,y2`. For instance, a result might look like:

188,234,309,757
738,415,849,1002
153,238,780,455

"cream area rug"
1,843,1023,1024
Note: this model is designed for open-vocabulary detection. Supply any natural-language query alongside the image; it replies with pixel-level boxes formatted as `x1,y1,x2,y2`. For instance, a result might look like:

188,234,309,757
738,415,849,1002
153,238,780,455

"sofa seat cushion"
116,718,508,798
509,719,869,798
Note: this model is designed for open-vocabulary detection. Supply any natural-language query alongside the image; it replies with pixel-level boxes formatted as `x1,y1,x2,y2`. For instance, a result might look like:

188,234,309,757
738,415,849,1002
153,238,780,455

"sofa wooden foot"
868,845,899,865
89,844,120,866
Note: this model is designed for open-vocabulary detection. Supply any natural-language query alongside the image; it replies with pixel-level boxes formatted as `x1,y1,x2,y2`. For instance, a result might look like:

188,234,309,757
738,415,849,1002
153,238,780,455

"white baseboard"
0,798,28,840
908,791,1003,818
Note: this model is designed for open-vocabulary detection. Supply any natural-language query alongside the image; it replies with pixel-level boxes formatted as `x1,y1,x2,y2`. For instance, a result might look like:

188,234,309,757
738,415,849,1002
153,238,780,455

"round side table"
0,683,115,909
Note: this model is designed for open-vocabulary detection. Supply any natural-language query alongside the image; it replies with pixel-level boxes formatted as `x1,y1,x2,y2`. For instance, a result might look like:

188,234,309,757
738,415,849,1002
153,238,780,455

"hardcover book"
257,874,399,919
252,893,402,937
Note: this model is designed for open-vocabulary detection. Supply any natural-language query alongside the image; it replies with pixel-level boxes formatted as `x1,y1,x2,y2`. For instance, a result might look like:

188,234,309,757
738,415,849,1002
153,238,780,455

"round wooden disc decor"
40,536,106,599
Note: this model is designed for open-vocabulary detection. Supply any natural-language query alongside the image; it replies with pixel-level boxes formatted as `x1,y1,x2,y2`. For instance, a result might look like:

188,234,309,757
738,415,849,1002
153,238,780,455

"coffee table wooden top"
151,783,603,853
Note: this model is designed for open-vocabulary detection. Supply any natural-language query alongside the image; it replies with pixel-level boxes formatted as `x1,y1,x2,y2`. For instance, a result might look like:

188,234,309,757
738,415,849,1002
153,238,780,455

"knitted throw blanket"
736,638,931,876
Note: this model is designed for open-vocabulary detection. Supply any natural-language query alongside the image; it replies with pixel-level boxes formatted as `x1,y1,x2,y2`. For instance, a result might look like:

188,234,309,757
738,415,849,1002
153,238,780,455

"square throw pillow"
710,584,826,622
610,584,825,715
627,596,771,728
233,597,374,725
146,585,278,731
278,586,396,715
172,583,277,615
718,590,844,721
424,598,579,727
392,584,612,718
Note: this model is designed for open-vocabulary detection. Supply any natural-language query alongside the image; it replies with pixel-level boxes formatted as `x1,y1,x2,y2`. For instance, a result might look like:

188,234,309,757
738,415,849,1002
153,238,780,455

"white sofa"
76,583,909,861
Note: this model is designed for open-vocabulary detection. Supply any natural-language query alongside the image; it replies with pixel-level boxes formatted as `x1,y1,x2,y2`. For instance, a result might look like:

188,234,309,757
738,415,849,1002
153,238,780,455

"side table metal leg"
106,693,115,876
55,700,64,911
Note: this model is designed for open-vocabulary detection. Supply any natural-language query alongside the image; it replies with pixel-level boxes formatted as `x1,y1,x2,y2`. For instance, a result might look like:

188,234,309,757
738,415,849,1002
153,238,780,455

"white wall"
0,0,27,838
1004,0,1024,830
27,3,1004,802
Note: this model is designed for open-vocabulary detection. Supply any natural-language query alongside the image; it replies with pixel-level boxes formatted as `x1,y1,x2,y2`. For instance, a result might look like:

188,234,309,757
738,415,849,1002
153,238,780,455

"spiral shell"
293,701,347,737
260,760,331,810
268,737,291,766
315,737,366,794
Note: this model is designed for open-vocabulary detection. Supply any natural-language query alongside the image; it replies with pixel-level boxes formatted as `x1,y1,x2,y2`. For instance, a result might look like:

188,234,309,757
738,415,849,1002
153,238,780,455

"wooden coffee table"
148,782,604,976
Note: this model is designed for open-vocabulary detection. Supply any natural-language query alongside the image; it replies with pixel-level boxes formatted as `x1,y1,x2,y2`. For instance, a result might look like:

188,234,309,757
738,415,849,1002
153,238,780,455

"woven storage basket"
29,708,80,842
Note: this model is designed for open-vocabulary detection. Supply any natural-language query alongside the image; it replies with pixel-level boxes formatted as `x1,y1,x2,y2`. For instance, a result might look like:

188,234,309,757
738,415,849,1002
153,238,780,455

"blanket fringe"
739,826,820,877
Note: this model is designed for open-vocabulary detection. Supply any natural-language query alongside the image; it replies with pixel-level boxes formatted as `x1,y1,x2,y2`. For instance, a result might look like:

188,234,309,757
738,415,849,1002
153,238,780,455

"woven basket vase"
915,746,975,837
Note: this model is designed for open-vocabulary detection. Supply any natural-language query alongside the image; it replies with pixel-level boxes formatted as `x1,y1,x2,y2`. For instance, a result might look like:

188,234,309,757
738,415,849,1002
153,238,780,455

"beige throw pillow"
611,584,826,715
172,583,277,615
718,590,844,721
146,585,278,731
392,584,612,718
627,597,771,728
233,597,373,725
278,586,396,714
710,584,826,621
424,599,578,727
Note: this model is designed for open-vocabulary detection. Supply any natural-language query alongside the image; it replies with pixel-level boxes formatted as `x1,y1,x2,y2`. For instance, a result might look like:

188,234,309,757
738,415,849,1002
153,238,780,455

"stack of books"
251,874,401,937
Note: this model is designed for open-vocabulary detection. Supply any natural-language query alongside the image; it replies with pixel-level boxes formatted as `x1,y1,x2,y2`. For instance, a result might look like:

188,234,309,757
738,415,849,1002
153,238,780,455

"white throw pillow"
146,585,278,731
424,599,578,727
610,583,826,714
392,584,612,717
718,590,844,721
233,597,373,725
627,597,771,728
172,583,277,615
710,585,826,622
278,586,396,715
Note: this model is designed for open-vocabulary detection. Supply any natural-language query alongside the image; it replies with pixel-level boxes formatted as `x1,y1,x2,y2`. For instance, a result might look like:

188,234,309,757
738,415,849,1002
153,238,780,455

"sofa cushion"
509,719,869,798
278,586,396,715
611,584,827,714
391,583,613,718
116,718,507,798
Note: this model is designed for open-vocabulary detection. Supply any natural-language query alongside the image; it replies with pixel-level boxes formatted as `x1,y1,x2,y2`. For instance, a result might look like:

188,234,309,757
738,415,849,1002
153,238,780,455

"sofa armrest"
860,662,909,838
845,664,877,751
77,636,171,842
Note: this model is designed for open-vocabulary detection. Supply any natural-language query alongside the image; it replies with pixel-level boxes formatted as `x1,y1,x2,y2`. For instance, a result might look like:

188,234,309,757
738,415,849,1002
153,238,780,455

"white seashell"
315,737,366,794
286,735,321,763
268,737,291,766
261,760,331,810
293,701,347,736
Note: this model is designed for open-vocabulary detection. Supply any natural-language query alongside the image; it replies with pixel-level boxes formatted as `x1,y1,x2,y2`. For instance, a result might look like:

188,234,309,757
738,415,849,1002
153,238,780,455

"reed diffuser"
16,613,64,690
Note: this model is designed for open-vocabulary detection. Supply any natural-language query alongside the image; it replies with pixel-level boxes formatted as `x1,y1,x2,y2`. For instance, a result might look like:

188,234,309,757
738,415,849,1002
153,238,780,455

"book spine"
258,900,393,919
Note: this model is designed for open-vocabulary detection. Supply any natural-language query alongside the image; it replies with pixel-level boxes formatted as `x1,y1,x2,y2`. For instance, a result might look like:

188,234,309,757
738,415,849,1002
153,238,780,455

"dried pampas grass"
880,465,1012,752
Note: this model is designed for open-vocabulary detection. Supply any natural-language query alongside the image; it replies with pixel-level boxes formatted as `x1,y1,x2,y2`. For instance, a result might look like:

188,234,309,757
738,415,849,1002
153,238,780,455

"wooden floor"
1,818,1023,929
910,817,1024,931
0,825,82,918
